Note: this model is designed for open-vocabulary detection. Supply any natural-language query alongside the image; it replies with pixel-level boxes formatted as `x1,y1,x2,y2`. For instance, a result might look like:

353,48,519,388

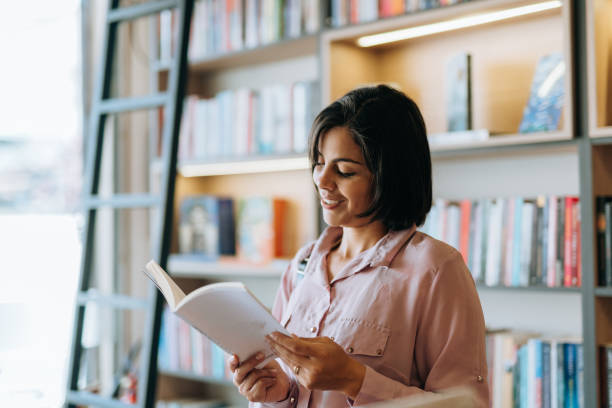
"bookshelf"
135,0,607,406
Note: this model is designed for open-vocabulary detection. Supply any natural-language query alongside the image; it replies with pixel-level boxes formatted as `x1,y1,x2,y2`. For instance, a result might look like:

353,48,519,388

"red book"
350,0,359,24
573,200,581,287
563,197,579,287
459,200,471,263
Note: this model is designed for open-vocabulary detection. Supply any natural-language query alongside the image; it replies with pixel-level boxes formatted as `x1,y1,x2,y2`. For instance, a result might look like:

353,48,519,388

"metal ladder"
65,1,193,407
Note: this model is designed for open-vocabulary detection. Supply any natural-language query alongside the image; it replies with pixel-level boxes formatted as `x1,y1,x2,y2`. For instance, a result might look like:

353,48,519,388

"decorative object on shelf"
237,196,287,264
420,195,581,288
178,196,235,260
519,52,565,133
446,52,472,132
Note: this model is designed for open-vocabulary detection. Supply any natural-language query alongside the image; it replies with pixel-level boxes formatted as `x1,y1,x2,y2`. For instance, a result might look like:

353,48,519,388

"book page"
144,260,186,310
175,281,289,366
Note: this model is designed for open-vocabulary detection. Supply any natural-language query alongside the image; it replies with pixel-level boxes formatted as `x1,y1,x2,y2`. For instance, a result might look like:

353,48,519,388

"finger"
234,351,266,384
267,339,310,369
267,333,315,358
240,368,277,393
246,377,276,402
228,354,239,372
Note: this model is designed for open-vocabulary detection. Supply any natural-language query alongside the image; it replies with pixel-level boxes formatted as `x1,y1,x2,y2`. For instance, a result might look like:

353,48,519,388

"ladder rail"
139,1,194,406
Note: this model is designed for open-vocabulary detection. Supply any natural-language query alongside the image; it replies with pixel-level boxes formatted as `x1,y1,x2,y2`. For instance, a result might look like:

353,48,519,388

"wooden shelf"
154,34,318,74
177,154,309,177
321,0,573,144
476,284,581,293
159,369,234,386
591,127,612,140
595,287,612,297
168,254,287,279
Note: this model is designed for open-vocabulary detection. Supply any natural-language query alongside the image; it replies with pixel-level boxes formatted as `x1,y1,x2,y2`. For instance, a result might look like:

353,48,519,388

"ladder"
65,1,193,407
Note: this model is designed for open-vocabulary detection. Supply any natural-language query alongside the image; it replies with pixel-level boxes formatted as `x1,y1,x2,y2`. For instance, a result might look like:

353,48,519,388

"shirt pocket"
331,317,391,358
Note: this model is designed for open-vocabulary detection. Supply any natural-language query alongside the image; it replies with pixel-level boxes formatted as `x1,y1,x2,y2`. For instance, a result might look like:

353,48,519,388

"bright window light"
357,1,563,47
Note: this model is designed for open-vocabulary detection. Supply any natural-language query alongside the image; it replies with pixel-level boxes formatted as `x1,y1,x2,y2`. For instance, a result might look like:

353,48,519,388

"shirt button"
330,336,335,341
376,349,382,355
290,396,296,403
310,326,317,333
347,347,354,353
477,375,483,382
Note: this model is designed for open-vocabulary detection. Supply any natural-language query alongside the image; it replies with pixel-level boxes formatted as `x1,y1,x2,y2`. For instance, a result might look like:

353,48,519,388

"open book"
144,260,289,368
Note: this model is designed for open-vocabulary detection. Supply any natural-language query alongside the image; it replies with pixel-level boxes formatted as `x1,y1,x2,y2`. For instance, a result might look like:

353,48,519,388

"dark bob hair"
308,84,432,230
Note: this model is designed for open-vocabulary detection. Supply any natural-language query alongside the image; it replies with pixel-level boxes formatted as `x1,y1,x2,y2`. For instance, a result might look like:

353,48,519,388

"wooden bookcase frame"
136,0,612,406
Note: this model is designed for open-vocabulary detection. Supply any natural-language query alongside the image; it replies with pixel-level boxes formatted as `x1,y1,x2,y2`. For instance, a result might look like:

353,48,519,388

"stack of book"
420,196,582,288
159,0,320,61
329,0,474,27
177,81,319,161
158,306,233,381
177,195,288,265
486,330,583,408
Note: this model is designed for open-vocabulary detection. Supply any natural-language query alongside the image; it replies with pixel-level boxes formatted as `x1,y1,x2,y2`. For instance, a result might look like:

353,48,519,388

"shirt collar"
308,225,417,285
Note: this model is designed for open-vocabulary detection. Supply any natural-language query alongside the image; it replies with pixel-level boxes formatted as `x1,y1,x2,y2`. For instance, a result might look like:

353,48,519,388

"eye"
337,169,356,178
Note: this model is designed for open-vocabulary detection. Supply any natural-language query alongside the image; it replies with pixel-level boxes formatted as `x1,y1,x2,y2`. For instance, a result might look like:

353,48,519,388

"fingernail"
256,352,264,360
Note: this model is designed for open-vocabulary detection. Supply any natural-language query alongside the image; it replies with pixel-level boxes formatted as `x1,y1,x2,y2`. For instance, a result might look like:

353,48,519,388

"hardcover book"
178,196,235,260
446,52,472,132
518,52,565,133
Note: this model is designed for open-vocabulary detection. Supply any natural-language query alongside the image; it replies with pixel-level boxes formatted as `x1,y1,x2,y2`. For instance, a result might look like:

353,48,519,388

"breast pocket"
331,317,391,358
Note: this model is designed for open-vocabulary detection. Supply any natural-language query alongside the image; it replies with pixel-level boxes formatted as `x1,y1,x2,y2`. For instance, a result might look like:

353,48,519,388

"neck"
336,221,388,260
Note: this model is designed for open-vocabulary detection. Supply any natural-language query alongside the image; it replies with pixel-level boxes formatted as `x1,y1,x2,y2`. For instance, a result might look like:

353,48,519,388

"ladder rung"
77,291,149,310
66,391,136,408
107,0,179,23
98,94,168,114
85,194,161,209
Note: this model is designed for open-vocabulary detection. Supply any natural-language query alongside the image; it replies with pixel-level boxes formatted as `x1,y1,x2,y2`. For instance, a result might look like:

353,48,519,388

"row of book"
330,0,473,27
486,330,583,408
596,196,612,286
420,196,582,288
178,195,287,264
159,306,233,380
156,399,231,408
159,0,320,61
178,81,319,161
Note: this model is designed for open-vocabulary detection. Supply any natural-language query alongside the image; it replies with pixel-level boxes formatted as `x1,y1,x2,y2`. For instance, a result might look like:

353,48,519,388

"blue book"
519,52,565,133
564,343,578,408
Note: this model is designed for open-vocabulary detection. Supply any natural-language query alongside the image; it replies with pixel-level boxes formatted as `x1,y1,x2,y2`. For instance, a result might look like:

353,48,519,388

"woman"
228,85,489,407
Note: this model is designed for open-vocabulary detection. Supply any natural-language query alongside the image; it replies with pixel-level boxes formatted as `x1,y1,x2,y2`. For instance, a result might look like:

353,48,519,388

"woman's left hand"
265,332,366,399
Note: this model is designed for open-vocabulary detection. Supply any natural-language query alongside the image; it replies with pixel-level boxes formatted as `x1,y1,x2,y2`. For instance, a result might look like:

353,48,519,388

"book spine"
563,197,574,287
512,197,523,287
459,200,471,263
556,197,566,287
607,346,612,408
606,202,612,287
542,341,551,408
547,196,558,287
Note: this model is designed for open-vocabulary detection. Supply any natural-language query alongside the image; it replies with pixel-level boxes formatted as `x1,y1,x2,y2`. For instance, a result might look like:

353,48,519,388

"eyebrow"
316,151,364,165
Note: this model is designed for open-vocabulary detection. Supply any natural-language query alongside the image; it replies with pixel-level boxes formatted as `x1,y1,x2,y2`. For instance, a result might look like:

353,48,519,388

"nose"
313,164,335,192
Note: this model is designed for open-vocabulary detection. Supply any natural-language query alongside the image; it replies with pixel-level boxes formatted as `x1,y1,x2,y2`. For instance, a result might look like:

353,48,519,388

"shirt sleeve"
250,245,313,408
351,252,489,407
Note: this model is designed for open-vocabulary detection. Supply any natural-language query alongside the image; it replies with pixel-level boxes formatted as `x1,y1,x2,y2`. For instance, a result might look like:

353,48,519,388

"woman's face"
312,126,374,228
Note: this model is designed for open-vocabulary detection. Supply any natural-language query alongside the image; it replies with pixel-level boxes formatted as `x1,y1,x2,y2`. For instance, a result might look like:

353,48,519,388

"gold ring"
293,365,300,375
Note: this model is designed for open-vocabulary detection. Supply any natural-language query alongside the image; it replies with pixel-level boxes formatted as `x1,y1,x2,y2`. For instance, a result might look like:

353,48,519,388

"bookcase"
130,0,609,406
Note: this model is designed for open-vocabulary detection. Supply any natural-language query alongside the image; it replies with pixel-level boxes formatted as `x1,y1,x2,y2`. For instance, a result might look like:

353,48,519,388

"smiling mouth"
322,198,341,205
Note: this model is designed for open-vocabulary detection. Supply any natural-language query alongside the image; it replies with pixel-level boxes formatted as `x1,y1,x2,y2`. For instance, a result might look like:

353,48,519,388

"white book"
144,260,289,367
446,204,461,251
547,196,558,287
521,202,535,286
471,200,484,282
485,200,503,286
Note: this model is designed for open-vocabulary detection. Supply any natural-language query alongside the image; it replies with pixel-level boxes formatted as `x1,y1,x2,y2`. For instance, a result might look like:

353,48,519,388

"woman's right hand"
228,352,291,403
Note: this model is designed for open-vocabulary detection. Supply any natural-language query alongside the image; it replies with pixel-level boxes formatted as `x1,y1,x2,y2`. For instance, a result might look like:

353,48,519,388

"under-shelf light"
179,156,310,177
356,0,562,47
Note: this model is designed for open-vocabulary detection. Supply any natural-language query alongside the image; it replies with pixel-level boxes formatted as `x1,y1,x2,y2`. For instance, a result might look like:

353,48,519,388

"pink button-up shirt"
253,226,489,408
